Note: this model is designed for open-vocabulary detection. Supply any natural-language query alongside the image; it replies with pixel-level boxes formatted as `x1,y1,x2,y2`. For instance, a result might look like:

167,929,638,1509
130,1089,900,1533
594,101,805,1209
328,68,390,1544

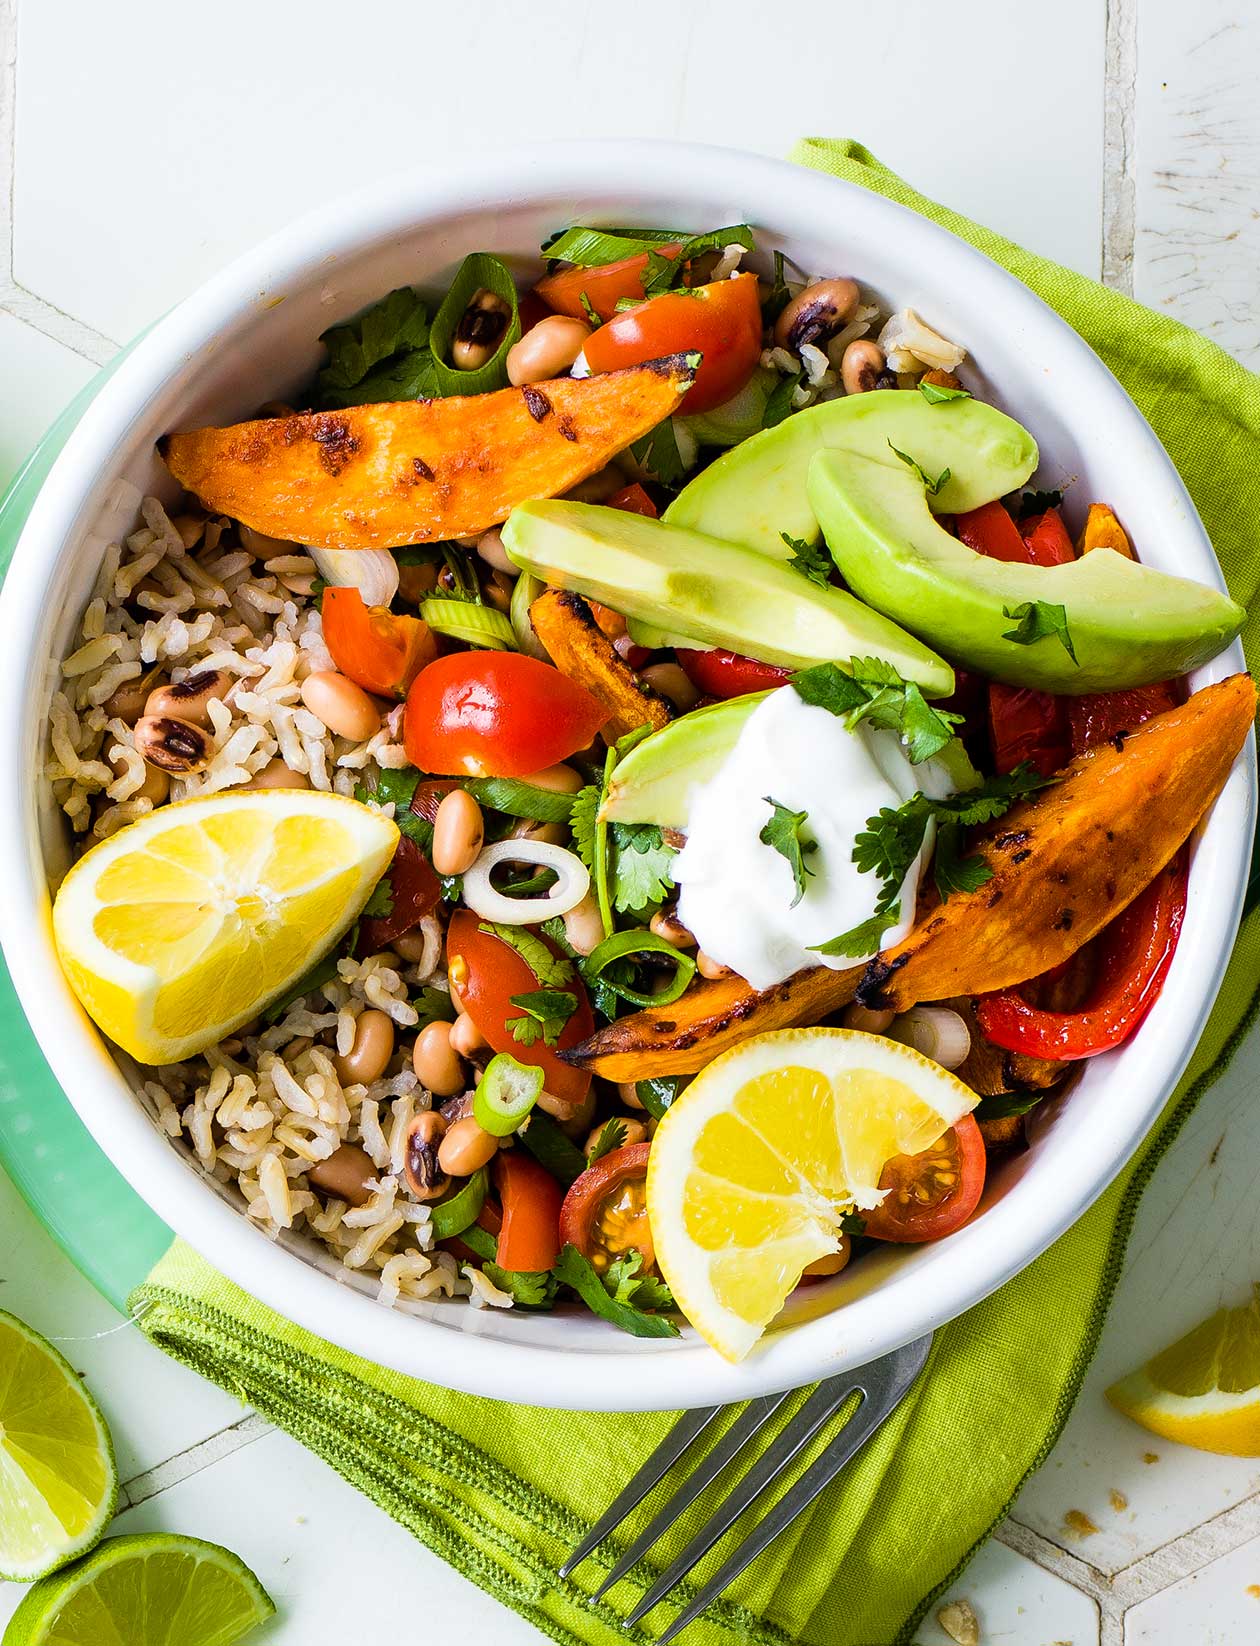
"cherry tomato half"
322,586,436,699
495,1152,564,1273
583,274,763,415
535,246,683,323
862,1114,986,1243
404,652,608,777
355,836,440,955
558,1142,653,1274
445,910,593,1105
606,483,658,519
677,647,794,700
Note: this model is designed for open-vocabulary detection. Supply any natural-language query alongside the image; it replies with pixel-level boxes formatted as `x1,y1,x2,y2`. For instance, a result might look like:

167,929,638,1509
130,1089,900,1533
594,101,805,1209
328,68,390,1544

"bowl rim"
0,140,1252,1410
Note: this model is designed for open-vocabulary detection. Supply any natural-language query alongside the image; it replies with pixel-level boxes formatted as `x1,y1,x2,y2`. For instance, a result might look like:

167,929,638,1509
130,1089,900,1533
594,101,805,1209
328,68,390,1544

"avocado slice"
664,390,1038,557
501,500,955,694
603,690,982,829
808,449,1246,693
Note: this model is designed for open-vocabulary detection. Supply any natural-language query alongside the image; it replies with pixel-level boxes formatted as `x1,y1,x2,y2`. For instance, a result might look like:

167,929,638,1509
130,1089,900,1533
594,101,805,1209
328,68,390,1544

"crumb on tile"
1142,1451,1159,1464
1063,1508,1099,1539
936,1597,980,1645
1108,1488,1128,1512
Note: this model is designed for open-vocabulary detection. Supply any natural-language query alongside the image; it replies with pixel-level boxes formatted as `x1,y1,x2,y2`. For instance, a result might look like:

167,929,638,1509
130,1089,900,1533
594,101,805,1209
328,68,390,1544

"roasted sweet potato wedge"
859,674,1256,1012
1078,502,1134,559
562,961,862,1081
159,356,697,551
529,589,672,742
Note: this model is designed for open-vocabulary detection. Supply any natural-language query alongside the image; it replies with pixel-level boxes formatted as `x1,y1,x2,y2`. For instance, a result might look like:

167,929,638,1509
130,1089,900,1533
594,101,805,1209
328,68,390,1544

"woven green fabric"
132,141,1260,1646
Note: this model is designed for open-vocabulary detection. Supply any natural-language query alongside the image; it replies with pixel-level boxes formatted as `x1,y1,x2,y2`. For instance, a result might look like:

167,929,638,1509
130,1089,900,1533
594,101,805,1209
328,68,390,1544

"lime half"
0,1310,117,1581
3,1533,276,1646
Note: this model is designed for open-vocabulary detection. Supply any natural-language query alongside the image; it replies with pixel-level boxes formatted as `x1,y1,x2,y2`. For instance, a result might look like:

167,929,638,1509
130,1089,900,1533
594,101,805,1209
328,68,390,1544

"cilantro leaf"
759,796,817,908
603,1249,676,1313
479,922,574,988
629,419,686,488
412,987,458,1030
460,1227,558,1308
508,988,577,1048
610,822,677,915
518,1111,588,1185
853,800,932,903
792,659,963,765
569,785,601,873
931,764,1053,826
809,903,901,959
638,226,755,299
762,369,803,429
553,1243,679,1339
932,818,996,898
840,1210,867,1236
917,378,971,406
1002,600,1078,663
781,531,833,588
587,1117,628,1163
362,874,393,920
888,440,950,497
315,288,436,409
355,766,432,848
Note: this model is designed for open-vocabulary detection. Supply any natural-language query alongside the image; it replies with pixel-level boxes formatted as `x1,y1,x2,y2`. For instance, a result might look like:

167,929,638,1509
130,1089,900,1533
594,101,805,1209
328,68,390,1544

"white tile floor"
2,2,1260,1641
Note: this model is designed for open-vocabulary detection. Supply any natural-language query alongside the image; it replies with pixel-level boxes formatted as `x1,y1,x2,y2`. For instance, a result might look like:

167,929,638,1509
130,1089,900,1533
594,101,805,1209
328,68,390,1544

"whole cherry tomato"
862,1115,986,1243
322,586,436,699
535,246,683,323
445,910,593,1105
494,1152,564,1273
583,275,763,414
404,653,608,777
558,1143,653,1274
676,647,794,700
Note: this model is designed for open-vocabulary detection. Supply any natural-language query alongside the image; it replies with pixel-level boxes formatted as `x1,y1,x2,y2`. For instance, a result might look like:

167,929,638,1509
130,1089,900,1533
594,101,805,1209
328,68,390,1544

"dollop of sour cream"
673,686,950,991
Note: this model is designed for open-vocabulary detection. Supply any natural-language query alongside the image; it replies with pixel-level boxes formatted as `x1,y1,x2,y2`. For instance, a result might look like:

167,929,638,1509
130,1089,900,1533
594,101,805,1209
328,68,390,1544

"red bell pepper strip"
988,683,1070,777
976,851,1188,1060
677,648,794,699
1066,681,1180,757
955,500,1028,563
1019,508,1076,567
494,1151,564,1273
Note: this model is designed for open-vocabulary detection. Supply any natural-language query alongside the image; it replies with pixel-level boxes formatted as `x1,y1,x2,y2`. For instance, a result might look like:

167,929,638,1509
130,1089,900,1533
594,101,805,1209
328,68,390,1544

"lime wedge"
0,1310,117,1581
3,1533,276,1646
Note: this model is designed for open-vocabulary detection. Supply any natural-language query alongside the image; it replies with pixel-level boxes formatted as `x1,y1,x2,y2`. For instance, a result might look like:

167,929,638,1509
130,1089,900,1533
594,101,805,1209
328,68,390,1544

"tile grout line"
117,1412,274,1512
0,0,118,365
1102,0,1139,294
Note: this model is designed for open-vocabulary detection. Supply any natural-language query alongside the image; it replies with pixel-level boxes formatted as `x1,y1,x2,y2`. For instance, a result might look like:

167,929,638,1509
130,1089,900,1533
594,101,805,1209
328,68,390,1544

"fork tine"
624,1332,934,1635
620,1374,859,1627
653,1334,933,1644
591,1391,791,1600
558,1404,722,1578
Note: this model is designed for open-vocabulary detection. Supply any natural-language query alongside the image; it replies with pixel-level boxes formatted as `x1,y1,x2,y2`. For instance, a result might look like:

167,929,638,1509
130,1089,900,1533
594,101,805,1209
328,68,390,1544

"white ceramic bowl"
0,142,1252,1411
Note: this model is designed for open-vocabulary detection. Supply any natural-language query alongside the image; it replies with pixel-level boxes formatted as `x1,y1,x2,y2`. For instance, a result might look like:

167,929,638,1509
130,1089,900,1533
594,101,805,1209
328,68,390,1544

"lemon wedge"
646,1028,977,1361
52,791,398,1065
1106,1286,1260,1456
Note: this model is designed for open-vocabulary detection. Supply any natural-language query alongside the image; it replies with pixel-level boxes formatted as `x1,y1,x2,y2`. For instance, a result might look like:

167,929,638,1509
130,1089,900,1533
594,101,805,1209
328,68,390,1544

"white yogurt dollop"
672,686,946,991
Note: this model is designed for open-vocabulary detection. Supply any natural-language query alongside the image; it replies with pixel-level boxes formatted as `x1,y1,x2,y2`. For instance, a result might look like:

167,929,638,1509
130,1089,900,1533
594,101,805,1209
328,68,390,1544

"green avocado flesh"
808,450,1246,693
601,692,981,829
501,500,955,693
663,389,1039,557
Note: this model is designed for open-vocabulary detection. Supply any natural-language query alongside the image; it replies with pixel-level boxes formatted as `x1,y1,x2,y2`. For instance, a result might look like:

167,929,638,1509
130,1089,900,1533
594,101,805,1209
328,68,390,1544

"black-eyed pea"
696,950,734,981
432,790,485,877
412,1021,465,1097
506,316,591,386
650,907,696,948
403,1110,449,1201
640,662,700,712
562,893,605,957
239,758,309,791
145,668,236,727
475,528,517,576
584,1116,647,1157
617,1081,645,1111
133,715,211,774
333,1009,395,1087
299,670,380,742
774,277,860,352
437,1115,499,1177
398,558,439,605
452,288,512,370
842,1002,896,1034
841,338,887,396
103,667,166,724
449,1011,487,1058
521,762,584,794
308,1143,377,1208
106,744,170,805
509,819,568,847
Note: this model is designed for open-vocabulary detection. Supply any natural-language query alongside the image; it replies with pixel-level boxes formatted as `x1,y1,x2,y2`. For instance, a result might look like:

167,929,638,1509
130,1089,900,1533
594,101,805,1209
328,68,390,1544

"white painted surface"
1,1,1257,1640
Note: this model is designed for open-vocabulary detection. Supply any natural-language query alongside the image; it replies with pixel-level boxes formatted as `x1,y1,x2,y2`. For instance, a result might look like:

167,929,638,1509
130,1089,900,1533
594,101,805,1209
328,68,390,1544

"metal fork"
560,1332,933,1642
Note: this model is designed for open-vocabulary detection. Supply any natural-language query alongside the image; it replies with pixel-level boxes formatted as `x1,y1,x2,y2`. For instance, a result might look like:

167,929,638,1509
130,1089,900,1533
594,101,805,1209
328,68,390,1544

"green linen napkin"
132,141,1260,1646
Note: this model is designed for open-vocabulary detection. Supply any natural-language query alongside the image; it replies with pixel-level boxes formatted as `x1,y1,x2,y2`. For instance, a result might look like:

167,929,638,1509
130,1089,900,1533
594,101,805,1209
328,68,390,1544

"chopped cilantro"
507,988,578,1048
888,440,950,497
810,903,901,959
412,987,457,1030
917,379,971,406
759,797,817,908
569,784,602,874
478,922,574,988
315,288,436,409
781,531,833,588
762,369,803,429
355,766,432,848
361,875,393,920
609,822,677,914
553,1243,679,1338
792,659,963,765
629,419,686,488
587,1117,628,1163
1002,600,1078,663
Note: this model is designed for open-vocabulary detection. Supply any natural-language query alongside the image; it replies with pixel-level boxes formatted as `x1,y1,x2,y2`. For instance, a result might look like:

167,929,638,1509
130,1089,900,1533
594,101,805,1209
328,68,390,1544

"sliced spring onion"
473,1054,544,1137
509,569,548,660
888,1006,972,1070
543,226,689,267
582,930,696,1009
519,1110,587,1186
428,252,521,397
428,1167,488,1241
462,839,590,925
420,598,517,650
307,546,399,607
465,776,576,823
